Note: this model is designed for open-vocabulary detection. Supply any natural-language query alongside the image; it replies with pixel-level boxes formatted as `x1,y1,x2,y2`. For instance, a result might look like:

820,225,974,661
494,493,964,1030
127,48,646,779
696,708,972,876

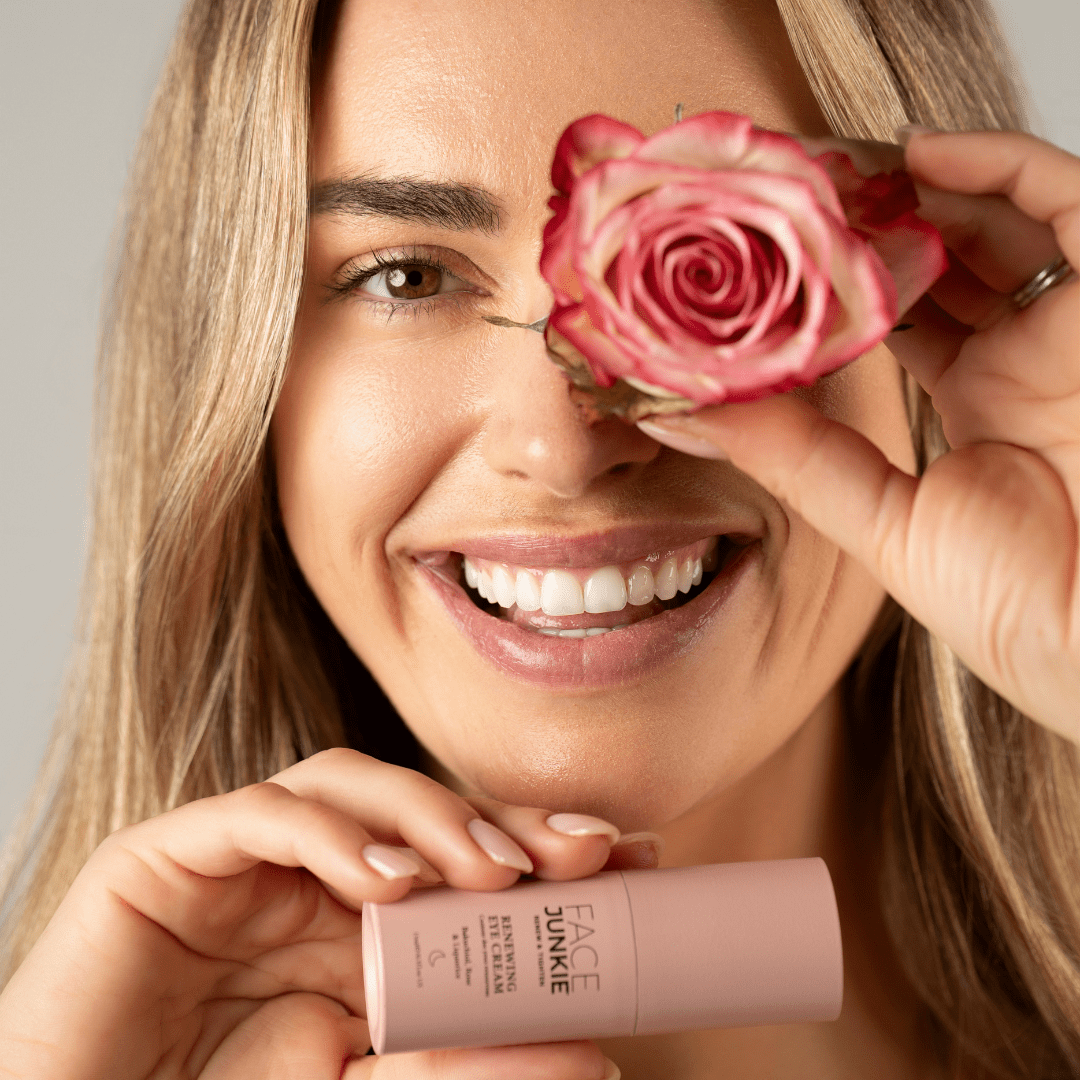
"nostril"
607,462,633,476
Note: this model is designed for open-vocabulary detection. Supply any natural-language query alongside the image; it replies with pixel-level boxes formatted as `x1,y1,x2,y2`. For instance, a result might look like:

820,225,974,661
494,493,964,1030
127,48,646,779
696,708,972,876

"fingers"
884,293,972,393
348,1042,618,1080
604,831,665,871
103,779,424,914
912,184,1059,295
273,750,526,891
903,130,1080,268
637,397,917,606
198,992,371,1079
201,987,620,1079
202,985,620,1080
467,799,621,880
273,749,621,892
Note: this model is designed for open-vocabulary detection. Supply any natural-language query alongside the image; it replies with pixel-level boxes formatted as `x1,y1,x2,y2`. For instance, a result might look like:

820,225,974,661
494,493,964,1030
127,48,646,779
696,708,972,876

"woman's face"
272,0,916,830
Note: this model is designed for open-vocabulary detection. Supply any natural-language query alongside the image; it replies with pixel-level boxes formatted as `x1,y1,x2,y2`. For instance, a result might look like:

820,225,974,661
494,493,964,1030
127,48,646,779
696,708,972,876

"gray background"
2,0,1078,845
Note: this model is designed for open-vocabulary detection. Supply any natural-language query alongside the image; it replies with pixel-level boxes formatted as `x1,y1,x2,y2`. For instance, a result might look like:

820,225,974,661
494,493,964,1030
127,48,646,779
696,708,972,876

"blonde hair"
3,0,1077,1073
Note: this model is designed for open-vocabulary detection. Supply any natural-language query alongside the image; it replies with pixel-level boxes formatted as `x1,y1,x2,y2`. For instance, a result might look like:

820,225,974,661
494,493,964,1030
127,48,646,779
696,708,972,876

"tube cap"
623,857,843,1034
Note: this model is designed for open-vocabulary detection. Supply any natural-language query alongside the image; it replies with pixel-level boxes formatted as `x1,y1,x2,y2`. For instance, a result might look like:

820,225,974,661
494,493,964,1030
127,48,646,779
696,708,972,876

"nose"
481,326,661,499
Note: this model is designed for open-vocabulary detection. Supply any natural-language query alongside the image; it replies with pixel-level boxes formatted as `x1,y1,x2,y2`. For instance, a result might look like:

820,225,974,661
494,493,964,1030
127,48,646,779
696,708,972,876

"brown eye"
381,263,442,299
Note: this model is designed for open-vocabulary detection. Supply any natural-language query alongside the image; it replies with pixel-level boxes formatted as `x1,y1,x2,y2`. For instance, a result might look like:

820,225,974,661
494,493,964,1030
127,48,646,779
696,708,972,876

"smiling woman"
1,1,1078,1079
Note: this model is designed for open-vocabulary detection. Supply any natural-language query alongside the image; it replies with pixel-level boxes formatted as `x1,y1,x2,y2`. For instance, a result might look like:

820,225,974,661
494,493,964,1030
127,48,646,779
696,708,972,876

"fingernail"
612,831,665,854
636,418,728,460
399,846,444,884
467,818,534,873
546,813,621,845
602,1058,622,1080
362,843,422,881
894,123,936,146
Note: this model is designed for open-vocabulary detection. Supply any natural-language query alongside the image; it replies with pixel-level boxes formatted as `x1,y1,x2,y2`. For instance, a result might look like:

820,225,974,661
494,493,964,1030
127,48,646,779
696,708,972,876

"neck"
599,686,943,1079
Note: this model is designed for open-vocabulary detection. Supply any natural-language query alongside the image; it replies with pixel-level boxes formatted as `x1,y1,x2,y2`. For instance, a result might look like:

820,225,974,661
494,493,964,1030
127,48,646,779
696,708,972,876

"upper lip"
409,519,765,568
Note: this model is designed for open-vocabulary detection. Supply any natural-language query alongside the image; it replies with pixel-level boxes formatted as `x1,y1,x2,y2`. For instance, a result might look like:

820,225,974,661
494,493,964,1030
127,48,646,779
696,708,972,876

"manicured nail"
637,418,728,460
602,1057,622,1080
362,844,422,881
467,818,534,873
894,123,936,146
399,846,444,884
612,831,665,854
546,813,621,845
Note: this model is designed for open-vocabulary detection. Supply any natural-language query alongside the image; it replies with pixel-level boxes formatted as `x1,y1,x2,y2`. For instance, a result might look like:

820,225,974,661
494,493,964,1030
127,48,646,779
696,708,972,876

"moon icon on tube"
428,950,446,966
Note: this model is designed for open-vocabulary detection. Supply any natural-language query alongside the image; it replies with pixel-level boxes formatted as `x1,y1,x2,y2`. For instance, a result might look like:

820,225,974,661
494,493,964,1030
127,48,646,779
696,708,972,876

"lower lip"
417,545,760,690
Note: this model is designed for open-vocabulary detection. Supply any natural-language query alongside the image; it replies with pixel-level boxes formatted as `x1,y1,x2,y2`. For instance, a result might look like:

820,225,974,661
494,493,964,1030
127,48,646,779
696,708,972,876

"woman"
1,0,1077,1076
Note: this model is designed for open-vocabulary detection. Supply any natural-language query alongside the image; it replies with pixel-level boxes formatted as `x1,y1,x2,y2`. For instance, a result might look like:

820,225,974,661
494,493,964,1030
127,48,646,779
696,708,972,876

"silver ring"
1011,255,1075,309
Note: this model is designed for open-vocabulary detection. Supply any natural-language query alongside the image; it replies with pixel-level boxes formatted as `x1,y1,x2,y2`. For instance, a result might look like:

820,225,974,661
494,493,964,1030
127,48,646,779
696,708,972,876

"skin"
277,0,915,831
0,1,1076,1078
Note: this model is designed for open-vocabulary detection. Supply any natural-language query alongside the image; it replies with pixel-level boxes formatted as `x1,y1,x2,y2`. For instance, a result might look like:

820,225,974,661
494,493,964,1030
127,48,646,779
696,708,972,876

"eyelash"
329,247,477,323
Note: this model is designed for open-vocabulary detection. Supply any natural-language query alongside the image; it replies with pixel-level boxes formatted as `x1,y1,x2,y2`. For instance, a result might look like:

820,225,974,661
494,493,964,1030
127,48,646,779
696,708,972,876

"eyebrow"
310,174,503,234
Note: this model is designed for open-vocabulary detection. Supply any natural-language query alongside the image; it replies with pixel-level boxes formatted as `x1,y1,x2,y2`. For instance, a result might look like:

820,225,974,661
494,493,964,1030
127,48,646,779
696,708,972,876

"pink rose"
540,112,947,419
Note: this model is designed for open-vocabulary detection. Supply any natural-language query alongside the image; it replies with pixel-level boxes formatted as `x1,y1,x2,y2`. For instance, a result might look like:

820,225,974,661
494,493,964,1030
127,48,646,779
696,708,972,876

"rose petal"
551,114,646,195
550,303,632,387
539,194,580,305
595,177,826,352
807,148,948,311
633,111,755,170
539,111,947,409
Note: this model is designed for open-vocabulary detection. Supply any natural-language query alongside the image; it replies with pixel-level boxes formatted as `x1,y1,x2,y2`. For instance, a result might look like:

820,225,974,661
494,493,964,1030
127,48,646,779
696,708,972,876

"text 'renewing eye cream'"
362,857,843,1054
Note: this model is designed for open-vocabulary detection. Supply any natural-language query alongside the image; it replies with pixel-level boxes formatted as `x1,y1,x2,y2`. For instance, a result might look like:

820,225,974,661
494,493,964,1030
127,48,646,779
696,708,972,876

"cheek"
273,351,411,576
798,342,917,473
270,302,472,624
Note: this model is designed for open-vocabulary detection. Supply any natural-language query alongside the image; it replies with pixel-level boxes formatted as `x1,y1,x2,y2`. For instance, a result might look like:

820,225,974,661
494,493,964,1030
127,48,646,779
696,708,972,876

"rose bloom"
540,111,948,417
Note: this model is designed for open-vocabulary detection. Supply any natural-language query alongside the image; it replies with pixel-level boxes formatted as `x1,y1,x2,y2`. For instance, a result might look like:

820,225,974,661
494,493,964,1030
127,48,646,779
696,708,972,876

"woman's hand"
0,748,636,1079
638,130,1079,741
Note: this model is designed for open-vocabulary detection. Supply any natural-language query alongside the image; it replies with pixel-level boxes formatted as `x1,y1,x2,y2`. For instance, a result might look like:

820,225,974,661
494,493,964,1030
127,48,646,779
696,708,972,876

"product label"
540,904,601,995
376,873,637,1050
431,901,603,999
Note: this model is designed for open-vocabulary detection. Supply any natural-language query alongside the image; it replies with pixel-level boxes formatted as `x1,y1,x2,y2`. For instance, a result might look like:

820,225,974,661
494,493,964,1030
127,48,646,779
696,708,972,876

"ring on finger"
1011,254,1076,309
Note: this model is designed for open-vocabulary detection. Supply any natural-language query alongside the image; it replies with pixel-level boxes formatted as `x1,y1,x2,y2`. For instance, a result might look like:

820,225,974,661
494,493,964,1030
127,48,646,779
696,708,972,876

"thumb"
637,397,918,601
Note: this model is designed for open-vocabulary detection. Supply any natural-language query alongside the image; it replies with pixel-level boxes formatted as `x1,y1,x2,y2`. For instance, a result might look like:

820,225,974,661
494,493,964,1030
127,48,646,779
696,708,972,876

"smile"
460,536,731,635
413,526,762,689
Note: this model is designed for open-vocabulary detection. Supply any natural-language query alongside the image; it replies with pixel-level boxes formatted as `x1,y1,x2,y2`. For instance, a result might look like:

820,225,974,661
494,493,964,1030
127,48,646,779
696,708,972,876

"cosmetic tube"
362,857,842,1054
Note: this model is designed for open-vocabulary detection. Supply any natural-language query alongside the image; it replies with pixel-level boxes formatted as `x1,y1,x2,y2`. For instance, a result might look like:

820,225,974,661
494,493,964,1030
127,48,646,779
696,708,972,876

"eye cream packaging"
362,857,843,1054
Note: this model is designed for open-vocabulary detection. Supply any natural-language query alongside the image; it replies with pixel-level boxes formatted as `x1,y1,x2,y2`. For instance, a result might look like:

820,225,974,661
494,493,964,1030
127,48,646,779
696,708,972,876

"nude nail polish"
363,844,422,881
636,419,729,460
467,817,534,873
611,831,665,853
362,858,843,1054
546,813,621,844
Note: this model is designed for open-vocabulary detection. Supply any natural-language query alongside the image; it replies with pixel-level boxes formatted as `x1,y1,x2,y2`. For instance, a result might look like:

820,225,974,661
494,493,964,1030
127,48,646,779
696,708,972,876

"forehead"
312,0,825,206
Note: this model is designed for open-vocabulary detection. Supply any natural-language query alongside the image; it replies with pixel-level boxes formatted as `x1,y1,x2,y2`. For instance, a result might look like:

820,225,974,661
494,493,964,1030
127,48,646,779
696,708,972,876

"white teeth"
492,564,516,608
464,540,718,619
583,566,627,613
677,557,694,594
515,569,542,612
540,569,585,616
626,565,655,605
585,626,610,636
703,542,719,573
655,558,678,601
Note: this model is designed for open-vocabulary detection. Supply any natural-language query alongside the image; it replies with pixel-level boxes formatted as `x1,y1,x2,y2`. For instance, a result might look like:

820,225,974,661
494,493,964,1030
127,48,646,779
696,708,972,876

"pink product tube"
362,857,843,1054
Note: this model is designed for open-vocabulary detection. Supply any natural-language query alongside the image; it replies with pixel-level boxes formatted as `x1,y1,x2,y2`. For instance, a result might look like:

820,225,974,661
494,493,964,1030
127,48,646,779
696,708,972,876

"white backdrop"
2,0,1077,843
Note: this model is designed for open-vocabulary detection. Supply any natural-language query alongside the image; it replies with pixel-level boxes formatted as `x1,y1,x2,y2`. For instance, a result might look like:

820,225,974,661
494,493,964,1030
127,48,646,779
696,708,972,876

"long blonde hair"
3,0,1077,1073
